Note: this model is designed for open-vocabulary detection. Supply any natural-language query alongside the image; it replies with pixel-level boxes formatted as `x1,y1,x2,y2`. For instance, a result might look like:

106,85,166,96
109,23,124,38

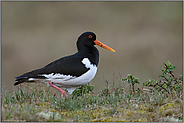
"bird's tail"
14,77,35,86
14,68,42,86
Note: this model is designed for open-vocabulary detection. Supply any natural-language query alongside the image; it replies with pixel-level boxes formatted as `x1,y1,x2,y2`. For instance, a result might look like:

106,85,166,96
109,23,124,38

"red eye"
88,35,93,38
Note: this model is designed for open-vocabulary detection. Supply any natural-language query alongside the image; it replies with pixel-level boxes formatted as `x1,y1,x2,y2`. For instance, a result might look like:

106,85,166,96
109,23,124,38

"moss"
2,99,183,122
137,104,150,112
101,117,113,122
137,118,148,122
158,102,181,117
60,111,72,117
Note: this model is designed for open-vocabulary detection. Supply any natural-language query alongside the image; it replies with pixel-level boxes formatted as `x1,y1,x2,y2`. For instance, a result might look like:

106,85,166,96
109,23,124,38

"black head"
77,31,115,52
77,32,97,50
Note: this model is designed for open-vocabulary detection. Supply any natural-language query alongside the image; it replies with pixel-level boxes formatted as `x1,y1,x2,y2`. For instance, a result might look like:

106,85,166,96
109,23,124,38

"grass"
1,61,183,122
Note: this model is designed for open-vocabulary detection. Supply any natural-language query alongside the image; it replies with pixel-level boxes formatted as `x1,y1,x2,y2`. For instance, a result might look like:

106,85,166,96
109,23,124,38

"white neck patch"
82,58,96,68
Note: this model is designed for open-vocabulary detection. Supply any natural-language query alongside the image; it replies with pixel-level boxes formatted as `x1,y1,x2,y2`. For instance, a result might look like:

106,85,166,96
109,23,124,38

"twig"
164,63,179,84
130,75,135,95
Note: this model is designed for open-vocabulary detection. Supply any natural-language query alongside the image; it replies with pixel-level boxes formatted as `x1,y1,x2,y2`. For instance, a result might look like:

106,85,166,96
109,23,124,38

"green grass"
1,61,183,122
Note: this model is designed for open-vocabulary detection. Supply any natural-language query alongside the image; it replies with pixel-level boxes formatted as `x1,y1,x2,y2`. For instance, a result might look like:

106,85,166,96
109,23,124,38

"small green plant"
98,88,110,97
122,74,140,95
143,61,183,98
72,84,94,97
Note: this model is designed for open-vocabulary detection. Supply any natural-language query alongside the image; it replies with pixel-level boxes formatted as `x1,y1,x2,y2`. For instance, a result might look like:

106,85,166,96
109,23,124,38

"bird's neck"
77,46,99,66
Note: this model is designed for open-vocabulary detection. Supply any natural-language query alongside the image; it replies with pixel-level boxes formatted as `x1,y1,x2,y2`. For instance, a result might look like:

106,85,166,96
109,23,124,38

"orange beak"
94,40,115,52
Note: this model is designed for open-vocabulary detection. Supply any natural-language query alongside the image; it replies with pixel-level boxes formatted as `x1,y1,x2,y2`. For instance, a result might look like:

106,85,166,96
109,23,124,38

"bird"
14,31,115,96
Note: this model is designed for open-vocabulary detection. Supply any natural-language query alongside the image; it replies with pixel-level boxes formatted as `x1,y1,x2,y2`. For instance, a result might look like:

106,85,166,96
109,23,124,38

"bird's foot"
48,81,66,97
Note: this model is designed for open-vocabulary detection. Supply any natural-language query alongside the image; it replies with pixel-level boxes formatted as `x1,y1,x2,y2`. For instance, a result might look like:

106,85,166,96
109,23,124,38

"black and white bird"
14,32,115,96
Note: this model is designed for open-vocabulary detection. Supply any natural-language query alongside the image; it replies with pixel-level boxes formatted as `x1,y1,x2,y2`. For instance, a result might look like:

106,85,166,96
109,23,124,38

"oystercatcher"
14,32,115,96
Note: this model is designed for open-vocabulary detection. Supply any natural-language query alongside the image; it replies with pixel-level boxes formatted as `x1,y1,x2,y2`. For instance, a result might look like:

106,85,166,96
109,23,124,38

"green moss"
158,102,181,117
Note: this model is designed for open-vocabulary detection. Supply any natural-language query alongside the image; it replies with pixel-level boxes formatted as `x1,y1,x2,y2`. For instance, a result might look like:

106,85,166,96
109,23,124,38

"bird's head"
77,32,115,52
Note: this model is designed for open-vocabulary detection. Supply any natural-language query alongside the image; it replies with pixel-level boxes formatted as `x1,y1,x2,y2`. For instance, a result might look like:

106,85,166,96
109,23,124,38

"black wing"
14,55,89,86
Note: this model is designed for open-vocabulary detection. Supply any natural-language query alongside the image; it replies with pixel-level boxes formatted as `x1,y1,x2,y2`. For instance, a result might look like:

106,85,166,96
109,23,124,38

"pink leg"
48,81,66,97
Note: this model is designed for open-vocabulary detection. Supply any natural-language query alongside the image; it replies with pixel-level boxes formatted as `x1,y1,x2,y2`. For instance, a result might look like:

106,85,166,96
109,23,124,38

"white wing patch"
28,78,36,81
40,73,76,81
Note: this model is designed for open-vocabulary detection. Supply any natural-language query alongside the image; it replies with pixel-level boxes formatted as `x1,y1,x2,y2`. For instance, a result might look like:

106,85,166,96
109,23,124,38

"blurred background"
2,1,183,93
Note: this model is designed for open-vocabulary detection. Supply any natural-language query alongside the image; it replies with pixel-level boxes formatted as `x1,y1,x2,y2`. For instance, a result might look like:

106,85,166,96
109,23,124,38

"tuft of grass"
1,61,183,122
